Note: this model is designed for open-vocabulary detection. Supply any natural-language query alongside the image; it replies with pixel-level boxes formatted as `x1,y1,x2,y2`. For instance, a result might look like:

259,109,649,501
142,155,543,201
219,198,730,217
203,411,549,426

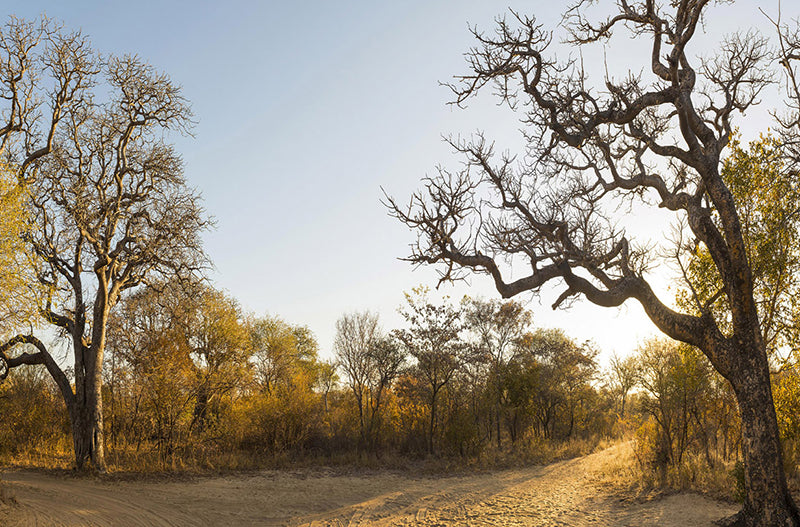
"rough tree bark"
387,2,800,525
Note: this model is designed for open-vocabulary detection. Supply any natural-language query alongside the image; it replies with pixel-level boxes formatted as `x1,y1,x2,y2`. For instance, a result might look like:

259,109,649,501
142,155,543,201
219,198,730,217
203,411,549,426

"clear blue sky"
7,1,781,362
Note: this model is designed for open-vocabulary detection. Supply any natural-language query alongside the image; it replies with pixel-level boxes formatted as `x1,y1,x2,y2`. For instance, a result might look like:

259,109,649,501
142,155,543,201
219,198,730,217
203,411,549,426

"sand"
0,444,737,526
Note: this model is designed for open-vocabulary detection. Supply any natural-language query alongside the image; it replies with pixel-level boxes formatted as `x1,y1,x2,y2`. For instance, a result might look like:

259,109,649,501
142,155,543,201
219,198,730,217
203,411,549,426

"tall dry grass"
0,437,73,471
589,437,740,502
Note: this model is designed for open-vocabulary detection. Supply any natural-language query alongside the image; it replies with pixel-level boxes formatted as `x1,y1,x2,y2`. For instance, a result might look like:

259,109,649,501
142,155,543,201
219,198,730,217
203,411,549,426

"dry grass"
588,439,740,504
0,434,612,481
591,440,640,490
0,439,74,471
473,435,607,469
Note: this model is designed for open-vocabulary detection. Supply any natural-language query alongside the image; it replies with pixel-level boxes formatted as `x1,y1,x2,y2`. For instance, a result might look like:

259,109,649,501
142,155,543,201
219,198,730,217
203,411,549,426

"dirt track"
0,445,736,526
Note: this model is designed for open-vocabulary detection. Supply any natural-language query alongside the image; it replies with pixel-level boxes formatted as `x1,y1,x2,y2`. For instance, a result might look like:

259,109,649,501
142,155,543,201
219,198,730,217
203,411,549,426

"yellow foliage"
772,358,800,478
0,166,35,331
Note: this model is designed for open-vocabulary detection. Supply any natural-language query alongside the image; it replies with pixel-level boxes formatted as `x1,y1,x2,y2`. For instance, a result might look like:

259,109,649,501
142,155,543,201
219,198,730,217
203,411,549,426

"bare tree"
608,352,638,418
0,18,208,471
0,17,95,183
0,17,94,330
335,311,405,451
387,2,800,524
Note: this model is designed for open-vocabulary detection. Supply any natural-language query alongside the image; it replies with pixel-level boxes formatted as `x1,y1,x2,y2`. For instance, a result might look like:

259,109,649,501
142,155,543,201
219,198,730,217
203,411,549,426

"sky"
6,1,785,364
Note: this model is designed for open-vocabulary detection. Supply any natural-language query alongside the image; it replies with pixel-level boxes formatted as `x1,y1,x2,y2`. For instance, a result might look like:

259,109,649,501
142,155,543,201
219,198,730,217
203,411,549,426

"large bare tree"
387,2,800,525
0,17,208,471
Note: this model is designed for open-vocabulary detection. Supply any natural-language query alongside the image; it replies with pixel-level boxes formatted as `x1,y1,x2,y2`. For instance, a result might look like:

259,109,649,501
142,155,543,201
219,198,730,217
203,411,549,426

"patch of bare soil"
0,445,737,526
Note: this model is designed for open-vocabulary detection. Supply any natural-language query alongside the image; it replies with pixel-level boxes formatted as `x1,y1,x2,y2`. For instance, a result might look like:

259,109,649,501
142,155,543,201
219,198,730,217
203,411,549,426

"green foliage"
631,338,742,497
250,314,320,395
636,339,714,466
463,297,532,447
240,314,327,454
678,133,800,353
666,132,800,492
516,329,600,440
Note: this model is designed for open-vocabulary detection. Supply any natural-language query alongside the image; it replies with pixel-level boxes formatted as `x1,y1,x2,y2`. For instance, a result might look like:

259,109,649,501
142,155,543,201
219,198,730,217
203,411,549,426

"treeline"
0,285,614,469
3,282,800,485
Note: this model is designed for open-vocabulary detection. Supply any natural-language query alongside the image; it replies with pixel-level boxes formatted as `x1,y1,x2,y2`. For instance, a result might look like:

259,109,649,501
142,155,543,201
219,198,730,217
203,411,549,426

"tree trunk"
353,387,366,452
368,387,385,453
71,334,106,472
620,392,627,418
191,383,209,432
495,404,502,449
428,388,438,455
70,385,106,471
721,349,799,527
495,371,503,449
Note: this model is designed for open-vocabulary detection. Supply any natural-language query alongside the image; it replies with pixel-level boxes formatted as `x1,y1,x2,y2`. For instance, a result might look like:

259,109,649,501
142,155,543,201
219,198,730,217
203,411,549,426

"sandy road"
0,445,736,526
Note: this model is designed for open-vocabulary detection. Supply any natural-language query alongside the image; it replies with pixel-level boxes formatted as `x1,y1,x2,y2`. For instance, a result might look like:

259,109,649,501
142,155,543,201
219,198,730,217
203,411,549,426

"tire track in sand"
1,444,737,526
